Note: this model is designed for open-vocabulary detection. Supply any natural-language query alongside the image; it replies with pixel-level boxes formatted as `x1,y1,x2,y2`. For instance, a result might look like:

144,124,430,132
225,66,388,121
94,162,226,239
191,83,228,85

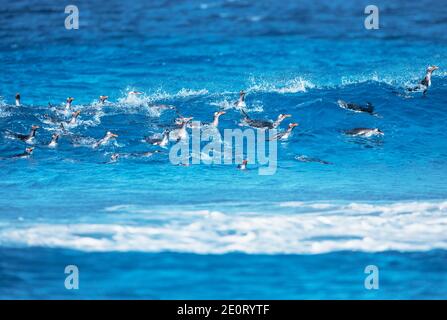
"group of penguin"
1,65,439,168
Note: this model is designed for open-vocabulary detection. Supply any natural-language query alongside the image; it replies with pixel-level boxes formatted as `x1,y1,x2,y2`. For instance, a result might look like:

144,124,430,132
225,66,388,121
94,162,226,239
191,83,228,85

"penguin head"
214,111,226,117
106,131,118,138
278,114,291,120
428,65,439,72
238,160,248,170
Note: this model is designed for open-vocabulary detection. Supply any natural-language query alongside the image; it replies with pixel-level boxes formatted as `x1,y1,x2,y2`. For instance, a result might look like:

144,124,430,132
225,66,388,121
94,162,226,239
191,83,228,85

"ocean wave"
254,72,447,92
117,87,209,106
1,200,447,254
176,88,209,97
247,77,315,94
337,70,447,90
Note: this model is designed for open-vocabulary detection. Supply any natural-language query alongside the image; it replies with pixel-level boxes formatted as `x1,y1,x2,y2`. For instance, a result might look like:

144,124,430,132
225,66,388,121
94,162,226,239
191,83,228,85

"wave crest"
2,200,447,254
248,77,315,94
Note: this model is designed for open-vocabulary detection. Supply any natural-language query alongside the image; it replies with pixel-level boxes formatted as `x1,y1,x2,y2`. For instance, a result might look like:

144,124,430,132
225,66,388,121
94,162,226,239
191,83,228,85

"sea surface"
1,0,447,299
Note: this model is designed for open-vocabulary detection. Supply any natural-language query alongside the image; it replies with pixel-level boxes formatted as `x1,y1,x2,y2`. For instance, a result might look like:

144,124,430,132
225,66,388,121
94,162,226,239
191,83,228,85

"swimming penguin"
337,100,375,115
234,90,246,109
99,96,108,104
66,97,74,109
59,122,67,132
237,160,248,170
8,125,39,144
15,93,21,107
173,117,193,141
145,130,170,147
12,147,34,159
48,133,60,148
93,131,118,148
110,153,120,162
67,110,81,126
206,111,226,127
268,123,299,141
344,128,384,137
408,65,439,94
140,150,162,157
241,110,291,129
295,155,332,165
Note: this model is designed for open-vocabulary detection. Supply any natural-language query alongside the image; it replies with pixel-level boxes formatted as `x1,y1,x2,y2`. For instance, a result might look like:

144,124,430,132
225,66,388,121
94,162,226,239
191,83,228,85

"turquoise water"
1,0,447,299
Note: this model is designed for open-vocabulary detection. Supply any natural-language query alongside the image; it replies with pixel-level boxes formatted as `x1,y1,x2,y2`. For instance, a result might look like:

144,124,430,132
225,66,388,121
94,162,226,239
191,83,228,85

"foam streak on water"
1,201,446,254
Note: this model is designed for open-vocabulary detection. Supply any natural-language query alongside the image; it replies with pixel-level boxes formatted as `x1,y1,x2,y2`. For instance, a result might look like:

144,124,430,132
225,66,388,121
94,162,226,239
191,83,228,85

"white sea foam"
176,88,209,97
114,87,209,117
336,69,447,90
248,77,315,94
117,88,208,106
210,99,264,112
1,200,447,254
0,97,11,118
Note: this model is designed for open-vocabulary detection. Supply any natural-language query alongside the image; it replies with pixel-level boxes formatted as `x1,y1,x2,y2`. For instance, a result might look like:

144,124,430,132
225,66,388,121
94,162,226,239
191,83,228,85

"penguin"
93,131,118,148
344,128,384,137
145,130,170,147
48,133,60,148
337,100,375,115
11,147,34,159
15,93,21,107
8,125,39,144
408,65,439,95
237,160,248,170
241,111,291,129
234,90,246,109
268,123,299,141
99,96,109,104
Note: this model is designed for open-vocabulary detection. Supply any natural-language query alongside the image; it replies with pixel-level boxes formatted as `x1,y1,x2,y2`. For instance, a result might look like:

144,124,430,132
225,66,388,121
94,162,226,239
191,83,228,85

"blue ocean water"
1,0,447,299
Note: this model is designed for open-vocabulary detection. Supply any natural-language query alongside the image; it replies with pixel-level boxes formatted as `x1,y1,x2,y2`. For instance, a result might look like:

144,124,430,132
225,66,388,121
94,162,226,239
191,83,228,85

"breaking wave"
1,200,446,254
247,77,315,94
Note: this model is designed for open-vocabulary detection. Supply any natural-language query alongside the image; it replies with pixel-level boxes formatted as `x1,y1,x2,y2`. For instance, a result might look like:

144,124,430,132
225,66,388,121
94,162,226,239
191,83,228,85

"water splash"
247,77,315,94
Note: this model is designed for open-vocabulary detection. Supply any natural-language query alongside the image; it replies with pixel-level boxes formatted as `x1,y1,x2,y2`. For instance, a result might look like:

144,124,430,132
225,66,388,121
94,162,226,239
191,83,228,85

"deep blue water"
1,0,447,299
